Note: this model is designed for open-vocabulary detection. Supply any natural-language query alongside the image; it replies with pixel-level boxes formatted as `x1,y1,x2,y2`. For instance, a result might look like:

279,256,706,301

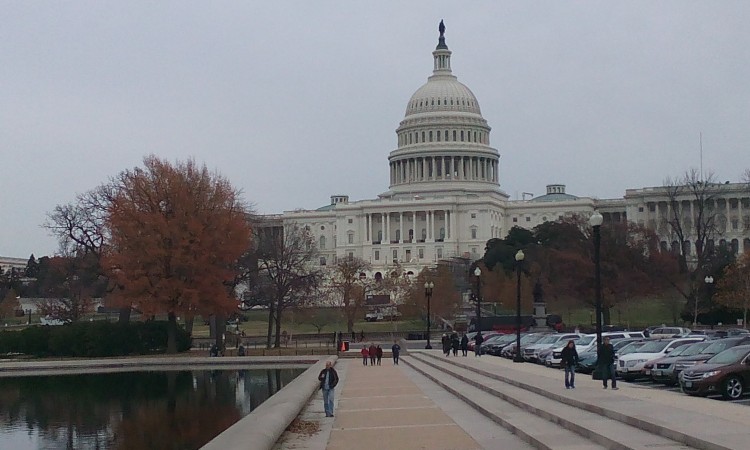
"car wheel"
722,376,744,400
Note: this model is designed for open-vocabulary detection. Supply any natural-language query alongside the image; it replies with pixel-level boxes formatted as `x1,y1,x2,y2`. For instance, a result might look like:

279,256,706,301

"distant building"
266,24,750,280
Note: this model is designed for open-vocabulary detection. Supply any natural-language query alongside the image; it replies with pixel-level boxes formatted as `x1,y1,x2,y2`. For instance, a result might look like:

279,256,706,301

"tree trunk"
184,314,194,336
266,302,275,349
167,312,178,354
117,307,131,324
214,313,225,354
602,307,611,326
274,302,283,348
347,317,354,334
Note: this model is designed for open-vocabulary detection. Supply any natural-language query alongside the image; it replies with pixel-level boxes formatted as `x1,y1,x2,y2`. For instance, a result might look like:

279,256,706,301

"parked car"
468,332,503,351
648,327,691,339
617,338,704,381
673,336,750,378
480,334,517,355
680,344,750,399
643,342,694,380
652,341,713,386
523,333,581,363
501,332,549,358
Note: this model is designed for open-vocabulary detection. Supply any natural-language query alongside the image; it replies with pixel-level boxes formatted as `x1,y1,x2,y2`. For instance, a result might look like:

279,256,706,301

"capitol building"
270,24,750,278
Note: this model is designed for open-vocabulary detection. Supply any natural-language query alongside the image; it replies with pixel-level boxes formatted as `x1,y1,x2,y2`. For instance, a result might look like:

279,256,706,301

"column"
399,212,404,243
426,210,432,240
380,213,385,243
450,208,457,241
413,210,417,242
421,158,426,181
459,157,464,180
445,210,450,238
385,212,390,243
366,214,370,242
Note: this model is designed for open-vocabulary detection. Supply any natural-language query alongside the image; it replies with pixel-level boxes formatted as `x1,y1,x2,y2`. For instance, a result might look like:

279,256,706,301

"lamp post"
474,267,482,334
514,250,525,363
699,275,714,328
589,211,604,352
424,281,434,349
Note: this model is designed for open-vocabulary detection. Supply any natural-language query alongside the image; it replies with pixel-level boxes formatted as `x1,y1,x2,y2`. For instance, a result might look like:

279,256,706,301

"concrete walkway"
326,358,483,450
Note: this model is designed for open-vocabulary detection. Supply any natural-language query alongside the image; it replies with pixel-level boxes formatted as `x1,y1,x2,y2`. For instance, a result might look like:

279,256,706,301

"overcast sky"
2,1,749,259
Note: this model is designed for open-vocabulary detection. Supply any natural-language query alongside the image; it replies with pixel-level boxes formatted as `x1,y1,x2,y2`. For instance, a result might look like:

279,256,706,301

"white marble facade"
273,28,750,279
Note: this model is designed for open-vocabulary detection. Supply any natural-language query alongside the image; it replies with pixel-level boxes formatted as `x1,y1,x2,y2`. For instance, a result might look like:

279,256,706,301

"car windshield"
619,342,648,355
520,334,543,344
706,347,750,365
701,340,735,354
680,342,712,356
535,335,558,345
636,341,671,353
577,336,595,346
667,344,691,357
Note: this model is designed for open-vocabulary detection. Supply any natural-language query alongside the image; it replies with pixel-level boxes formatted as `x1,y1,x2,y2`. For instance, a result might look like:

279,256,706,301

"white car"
616,338,703,381
546,332,644,366
648,327,691,339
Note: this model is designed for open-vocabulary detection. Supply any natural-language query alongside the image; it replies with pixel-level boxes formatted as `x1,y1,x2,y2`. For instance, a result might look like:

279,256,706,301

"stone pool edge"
201,355,337,450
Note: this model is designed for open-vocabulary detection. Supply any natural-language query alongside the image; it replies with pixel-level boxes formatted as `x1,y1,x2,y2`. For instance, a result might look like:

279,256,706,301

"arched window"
453,130,457,141
377,230,383,242
408,229,414,241
422,131,425,142
439,227,445,240
319,235,326,250
444,130,448,141
460,130,464,141
395,229,401,241
421,228,427,240
429,131,433,142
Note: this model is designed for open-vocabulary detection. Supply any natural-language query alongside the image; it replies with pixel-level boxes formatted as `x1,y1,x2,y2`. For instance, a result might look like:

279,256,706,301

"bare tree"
329,257,375,333
662,169,726,325
255,225,322,348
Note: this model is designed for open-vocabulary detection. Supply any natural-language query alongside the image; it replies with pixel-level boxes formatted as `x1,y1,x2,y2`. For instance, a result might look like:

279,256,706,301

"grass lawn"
557,296,684,329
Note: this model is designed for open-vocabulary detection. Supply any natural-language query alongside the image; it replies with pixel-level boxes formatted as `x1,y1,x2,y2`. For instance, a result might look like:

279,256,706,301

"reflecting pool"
0,368,306,450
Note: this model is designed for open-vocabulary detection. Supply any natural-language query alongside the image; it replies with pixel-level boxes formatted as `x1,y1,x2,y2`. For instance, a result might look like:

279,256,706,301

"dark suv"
680,344,750,399
673,336,750,378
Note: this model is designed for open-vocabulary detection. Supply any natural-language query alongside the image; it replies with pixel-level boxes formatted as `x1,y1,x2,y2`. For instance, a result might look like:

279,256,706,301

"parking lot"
625,377,750,406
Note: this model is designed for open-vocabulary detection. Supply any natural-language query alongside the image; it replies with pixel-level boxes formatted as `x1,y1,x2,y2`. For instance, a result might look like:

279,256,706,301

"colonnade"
365,209,457,245
390,156,498,185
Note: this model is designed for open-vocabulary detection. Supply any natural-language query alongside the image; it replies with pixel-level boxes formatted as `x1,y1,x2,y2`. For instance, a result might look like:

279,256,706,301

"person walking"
368,343,377,366
392,341,401,365
460,333,469,356
560,340,579,389
474,332,484,357
318,360,339,417
441,333,450,356
360,346,369,366
599,337,618,390
451,333,459,356
376,345,383,365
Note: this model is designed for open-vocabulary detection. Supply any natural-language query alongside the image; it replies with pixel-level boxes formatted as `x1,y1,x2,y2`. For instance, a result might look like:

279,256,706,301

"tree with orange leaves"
103,156,252,353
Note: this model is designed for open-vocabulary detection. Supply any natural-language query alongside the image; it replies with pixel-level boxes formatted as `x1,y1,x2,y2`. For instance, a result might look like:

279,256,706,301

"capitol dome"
385,21,502,198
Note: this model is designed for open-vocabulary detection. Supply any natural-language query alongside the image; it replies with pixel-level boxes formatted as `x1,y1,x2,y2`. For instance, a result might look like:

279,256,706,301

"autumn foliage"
103,156,252,352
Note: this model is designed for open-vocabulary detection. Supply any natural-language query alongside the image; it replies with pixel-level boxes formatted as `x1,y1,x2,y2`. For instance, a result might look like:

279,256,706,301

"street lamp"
474,267,482,334
699,276,714,327
589,211,604,352
514,250,525,363
424,281,434,349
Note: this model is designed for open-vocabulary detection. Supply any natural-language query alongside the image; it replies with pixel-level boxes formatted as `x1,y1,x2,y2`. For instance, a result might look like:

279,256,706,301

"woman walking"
376,345,383,365
560,340,579,389
360,346,369,366
460,333,469,356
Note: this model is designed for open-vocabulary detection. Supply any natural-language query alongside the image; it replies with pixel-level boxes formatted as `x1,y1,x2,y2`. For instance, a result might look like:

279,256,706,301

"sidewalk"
326,358,482,450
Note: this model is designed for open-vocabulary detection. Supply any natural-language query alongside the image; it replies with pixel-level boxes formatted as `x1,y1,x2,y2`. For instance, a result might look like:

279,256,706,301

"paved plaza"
277,349,750,450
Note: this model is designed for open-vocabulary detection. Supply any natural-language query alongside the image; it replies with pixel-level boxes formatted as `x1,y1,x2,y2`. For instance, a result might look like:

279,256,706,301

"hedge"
0,321,191,357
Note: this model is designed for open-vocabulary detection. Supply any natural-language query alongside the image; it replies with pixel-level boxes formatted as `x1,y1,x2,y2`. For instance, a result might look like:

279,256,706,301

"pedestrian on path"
598,337,618,390
442,334,450,356
392,341,401,365
451,333,459,356
361,346,369,366
376,345,383,365
460,333,469,356
318,361,339,417
369,343,377,366
561,340,579,389
474,332,484,357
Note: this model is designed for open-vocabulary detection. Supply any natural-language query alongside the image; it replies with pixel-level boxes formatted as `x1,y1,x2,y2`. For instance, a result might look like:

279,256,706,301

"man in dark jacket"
598,337,618,390
474,332,484,357
318,361,339,417
392,341,401,365
560,340,579,389
460,333,469,356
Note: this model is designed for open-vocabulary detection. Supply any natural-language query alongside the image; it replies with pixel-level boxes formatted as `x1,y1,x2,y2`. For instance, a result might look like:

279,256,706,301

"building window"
395,229,401,241
422,131,425,142
348,218,353,224
348,232,354,244
437,131,441,142
437,247,443,259
732,219,739,230
320,225,325,230
319,257,326,266
418,248,424,259
421,228,427,240
374,250,380,261
444,130,448,141
460,130,464,141
648,203,656,212
439,228,445,240
392,249,398,261
526,217,531,222
542,216,547,222
512,217,518,223
377,230,383,242
638,207,644,212
348,252,354,260
471,228,477,239
471,213,477,218
429,131,433,142
405,249,411,261
471,247,478,255
453,130,457,141
319,236,326,249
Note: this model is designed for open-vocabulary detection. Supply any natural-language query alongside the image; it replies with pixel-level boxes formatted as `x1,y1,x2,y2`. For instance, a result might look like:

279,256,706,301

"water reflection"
0,368,305,450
